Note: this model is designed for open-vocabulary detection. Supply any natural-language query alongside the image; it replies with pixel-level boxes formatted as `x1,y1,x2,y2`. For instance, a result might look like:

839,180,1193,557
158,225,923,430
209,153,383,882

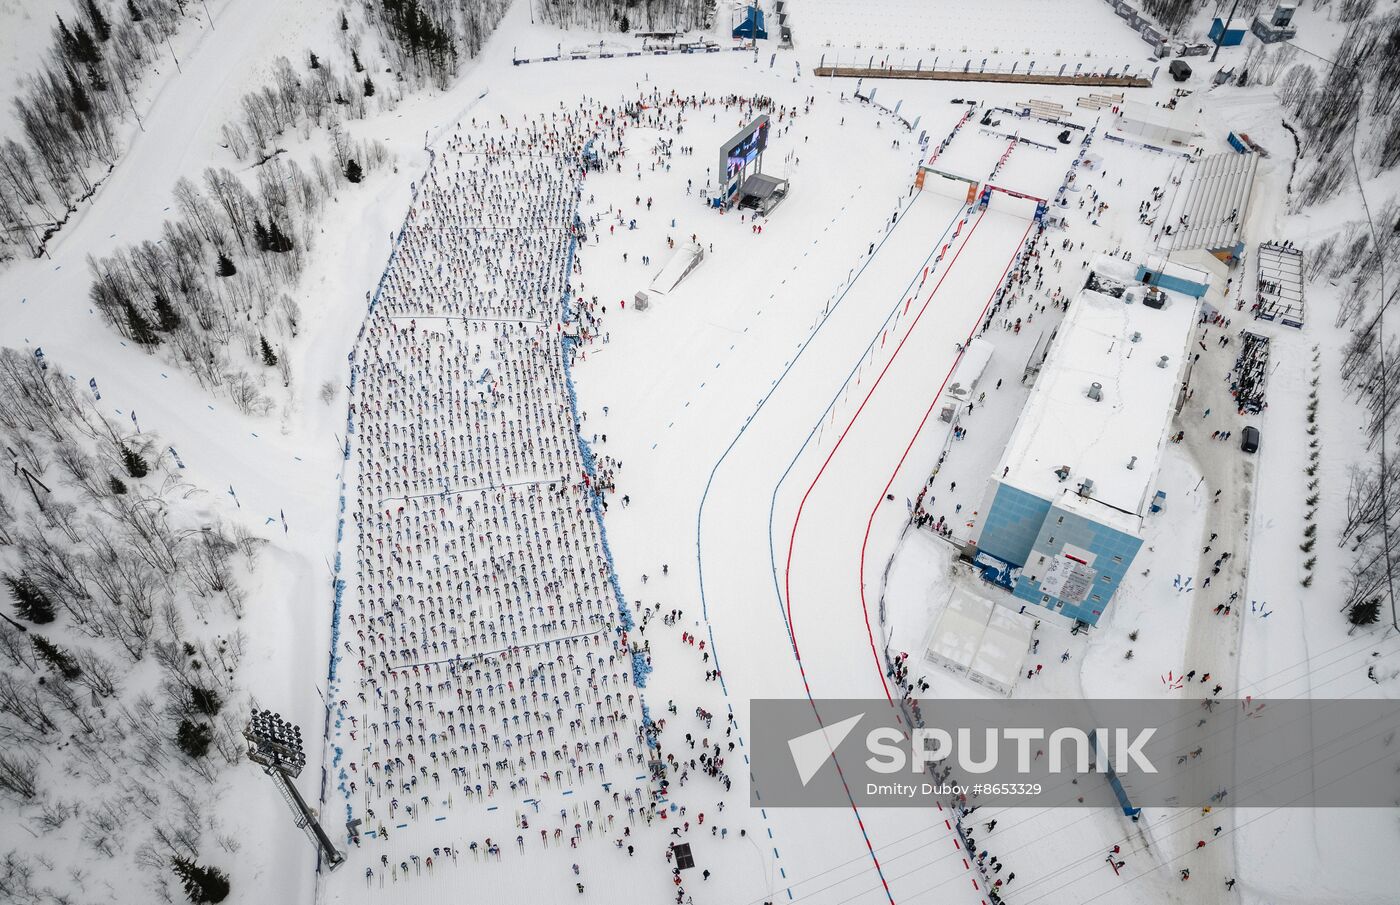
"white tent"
1115,100,1199,147
969,604,1036,695
925,588,987,679
924,587,1035,696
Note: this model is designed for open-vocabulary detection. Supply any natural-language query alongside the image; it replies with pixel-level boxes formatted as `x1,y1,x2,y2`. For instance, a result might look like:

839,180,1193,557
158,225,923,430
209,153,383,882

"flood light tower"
244,709,344,870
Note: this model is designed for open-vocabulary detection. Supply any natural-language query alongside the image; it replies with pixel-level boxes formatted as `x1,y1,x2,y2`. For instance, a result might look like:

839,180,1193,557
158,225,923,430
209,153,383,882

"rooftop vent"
1143,288,1167,309
1077,478,1096,497
1127,455,1138,470
1054,465,1071,482
1087,382,1103,401
1131,331,1142,343
1157,355,1170,369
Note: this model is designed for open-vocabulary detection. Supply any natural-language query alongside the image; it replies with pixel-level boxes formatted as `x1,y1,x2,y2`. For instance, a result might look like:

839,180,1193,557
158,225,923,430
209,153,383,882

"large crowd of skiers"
338,90,792,900
328,71,1254,899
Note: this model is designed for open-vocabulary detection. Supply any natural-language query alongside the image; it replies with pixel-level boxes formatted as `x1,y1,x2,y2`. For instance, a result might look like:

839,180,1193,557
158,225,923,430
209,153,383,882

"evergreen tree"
259,336,278,366
57,16,80,61
3,574,55,624
352,49,363,72
170,856,231,904
66,66,93,116
252,220,271,252
86,62,108,93
334,91,347,105
71,22,101,64
363,75,375,97
266,220,293,253
345,159,363,183
1349,597,1382,627
154,294,181,331
109,475,128,495
191,686,222,715
33,636,83,680
309,51,320,69
620,14,630,32
124,300,160,346
215,251,237,277
120,444,149,478
340,12,349,30
176,719,213,758
127,0,143,22
85,0,112,41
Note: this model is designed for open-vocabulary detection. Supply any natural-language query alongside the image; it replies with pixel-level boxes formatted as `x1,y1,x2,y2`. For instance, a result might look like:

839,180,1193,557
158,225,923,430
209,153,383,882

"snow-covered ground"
788,0,1155,73
3,1,1400,904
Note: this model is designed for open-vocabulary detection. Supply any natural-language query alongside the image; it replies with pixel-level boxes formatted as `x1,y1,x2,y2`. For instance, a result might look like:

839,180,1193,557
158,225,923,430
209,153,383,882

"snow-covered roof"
941,337,995,405
1116,99,1200,144
968,603,1036,690
925,588,988,672
925,588,1033,696
996,257,1198,533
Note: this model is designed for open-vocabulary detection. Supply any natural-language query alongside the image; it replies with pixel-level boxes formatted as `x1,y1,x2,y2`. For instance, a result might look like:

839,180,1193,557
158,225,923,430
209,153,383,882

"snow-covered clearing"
2,1,1399,905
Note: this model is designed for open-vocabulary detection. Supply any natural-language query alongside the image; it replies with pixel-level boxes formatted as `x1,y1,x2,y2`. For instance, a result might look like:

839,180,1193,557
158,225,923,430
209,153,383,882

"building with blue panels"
971,257,1200,626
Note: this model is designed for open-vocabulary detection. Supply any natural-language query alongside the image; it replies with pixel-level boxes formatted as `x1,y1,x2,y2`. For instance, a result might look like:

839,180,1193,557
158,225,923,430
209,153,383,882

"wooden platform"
813,66,1152,88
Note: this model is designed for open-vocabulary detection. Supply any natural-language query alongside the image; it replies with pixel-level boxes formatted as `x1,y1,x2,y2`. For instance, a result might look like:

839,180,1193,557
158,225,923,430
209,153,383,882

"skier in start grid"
346,92,779,897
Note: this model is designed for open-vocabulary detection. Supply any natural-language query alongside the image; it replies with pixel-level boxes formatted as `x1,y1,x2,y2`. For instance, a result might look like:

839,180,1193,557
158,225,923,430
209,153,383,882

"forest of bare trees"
86,136,388,413
363,0,512,87
1266,7,1400,631
0,346,258,901
533,0,715,34
0,0,207,261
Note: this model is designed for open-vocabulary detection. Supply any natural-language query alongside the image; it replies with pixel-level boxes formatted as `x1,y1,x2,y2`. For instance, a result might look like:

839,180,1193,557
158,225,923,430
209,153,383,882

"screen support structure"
718,114,771,208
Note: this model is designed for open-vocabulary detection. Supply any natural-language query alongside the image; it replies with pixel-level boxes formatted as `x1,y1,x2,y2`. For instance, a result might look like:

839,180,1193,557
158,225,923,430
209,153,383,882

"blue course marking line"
763,199,966,647
762,200,966,902
695,189,952,904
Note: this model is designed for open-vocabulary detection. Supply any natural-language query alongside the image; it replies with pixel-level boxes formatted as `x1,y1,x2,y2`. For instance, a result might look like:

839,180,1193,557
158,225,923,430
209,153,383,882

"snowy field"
2,2,1400,905
789,0,1154,73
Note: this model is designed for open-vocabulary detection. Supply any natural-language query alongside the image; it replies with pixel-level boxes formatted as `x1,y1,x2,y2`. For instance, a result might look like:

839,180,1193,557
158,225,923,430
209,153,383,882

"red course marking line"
854,215,1031,895
856,214,1034,688
770,208,989,905
785,209,1029,901
781,208,990,703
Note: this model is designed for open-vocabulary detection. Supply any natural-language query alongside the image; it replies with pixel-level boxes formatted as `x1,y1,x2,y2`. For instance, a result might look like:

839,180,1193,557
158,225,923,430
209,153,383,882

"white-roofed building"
1114,99,1200,148
969,256,1201,626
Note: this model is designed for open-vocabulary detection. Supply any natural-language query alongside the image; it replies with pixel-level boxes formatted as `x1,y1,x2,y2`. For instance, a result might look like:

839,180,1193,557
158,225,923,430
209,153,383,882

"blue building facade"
1011,503,1142,625
976,483,1051,568
974,483,1144,626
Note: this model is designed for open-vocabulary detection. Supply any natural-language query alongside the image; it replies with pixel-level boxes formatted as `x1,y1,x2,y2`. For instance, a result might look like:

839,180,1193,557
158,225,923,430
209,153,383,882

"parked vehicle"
1240,425,1260,454
1170,60,1193,82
